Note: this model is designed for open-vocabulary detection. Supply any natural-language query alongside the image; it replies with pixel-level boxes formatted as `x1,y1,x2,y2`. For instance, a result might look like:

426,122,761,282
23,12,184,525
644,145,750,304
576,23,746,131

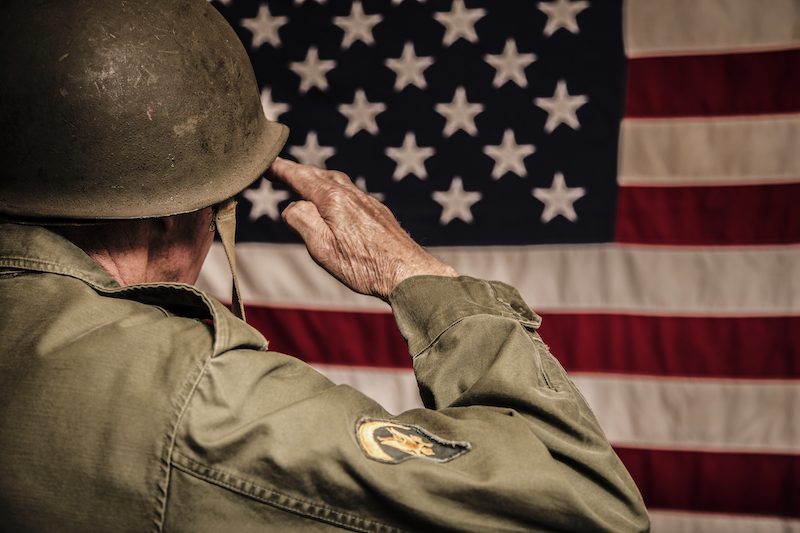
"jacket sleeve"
168,276,650,533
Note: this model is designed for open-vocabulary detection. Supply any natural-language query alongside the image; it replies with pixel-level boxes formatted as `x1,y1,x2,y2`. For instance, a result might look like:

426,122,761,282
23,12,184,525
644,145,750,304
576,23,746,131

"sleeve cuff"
389,275,541,358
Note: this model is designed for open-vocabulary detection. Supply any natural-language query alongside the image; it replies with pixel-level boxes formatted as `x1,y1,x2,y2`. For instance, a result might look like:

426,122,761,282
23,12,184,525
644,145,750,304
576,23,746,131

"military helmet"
0,0,288,221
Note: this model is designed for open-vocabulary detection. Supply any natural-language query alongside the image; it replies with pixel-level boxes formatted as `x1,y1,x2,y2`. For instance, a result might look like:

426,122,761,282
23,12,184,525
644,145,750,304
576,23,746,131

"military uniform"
0,223,649,532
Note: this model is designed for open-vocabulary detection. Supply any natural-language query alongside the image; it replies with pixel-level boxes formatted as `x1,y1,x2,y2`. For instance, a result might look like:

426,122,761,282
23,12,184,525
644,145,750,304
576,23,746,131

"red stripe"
245,306,800,379
615,183,800,245
539,314,800,378
246,305,412,368
616,447,800,518
626,49,800,118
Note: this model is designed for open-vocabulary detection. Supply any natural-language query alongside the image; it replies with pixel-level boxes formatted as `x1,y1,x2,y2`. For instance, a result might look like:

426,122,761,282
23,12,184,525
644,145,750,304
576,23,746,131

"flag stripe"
249,305,411,369
539,314,800,379
198,243,800,316
309,364,800,454
623,0,800,57
648,510,800,533
618,114,800,186
617,447,800,518
248,306,800,380
310,364,423,415
615,183,800,245
626,49,800,117
570,374,800,454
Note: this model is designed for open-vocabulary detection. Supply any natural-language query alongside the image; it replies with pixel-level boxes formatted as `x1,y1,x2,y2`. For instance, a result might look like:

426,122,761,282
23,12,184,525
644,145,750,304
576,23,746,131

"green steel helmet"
0,0,288,221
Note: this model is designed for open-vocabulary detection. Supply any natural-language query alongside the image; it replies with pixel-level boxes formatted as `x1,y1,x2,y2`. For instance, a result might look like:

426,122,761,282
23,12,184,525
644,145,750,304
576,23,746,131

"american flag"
198,0,800,530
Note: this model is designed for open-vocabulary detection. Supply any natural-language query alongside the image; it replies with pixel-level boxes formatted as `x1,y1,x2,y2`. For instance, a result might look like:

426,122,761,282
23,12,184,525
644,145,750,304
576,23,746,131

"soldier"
0,0,649,531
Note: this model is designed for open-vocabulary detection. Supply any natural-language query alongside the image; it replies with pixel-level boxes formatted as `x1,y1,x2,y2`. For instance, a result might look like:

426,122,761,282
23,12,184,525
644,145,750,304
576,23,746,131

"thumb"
281,200,332,251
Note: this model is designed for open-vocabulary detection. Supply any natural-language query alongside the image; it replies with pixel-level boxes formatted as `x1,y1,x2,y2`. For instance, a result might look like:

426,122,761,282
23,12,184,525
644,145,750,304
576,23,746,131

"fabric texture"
0,223,648,532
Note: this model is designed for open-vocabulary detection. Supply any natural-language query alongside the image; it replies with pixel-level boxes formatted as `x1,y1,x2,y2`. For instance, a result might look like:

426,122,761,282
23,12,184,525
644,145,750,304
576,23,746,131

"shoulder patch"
356,419,471,464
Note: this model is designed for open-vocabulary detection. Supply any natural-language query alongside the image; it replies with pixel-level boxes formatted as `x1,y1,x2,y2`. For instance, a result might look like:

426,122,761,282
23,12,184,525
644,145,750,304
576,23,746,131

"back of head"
0,0,288,223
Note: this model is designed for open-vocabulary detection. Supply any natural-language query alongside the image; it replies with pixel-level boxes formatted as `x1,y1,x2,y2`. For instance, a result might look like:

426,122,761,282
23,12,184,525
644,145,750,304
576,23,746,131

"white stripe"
307,365,800,454
197,242,800,316
624,0,800,57
310,364,424,414
649,510,800,533
199,243,389,311
619,115,800,186
570,373,800,454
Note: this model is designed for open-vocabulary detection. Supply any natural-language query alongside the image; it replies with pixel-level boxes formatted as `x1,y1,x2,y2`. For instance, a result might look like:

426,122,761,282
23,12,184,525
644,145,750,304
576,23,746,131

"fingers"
267,157,354,203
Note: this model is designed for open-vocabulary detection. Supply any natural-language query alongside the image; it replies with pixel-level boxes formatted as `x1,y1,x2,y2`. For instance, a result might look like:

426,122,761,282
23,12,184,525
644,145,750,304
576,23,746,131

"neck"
56,208,214,286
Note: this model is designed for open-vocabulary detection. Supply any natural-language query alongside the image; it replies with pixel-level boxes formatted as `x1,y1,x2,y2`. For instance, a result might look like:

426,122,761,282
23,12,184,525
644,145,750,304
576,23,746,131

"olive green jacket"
0,223,649,532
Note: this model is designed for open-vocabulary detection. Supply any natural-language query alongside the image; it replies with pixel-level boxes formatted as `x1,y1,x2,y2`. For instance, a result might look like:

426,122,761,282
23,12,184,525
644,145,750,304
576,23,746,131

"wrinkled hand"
266,157,458,301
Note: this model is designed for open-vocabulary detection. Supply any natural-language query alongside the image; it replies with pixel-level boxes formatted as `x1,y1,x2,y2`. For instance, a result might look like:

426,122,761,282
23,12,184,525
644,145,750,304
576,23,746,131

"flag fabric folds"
199,0,800,530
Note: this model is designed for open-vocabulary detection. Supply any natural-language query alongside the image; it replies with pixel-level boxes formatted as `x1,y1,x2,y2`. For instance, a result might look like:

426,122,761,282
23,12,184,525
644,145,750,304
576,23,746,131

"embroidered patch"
356,419,471,464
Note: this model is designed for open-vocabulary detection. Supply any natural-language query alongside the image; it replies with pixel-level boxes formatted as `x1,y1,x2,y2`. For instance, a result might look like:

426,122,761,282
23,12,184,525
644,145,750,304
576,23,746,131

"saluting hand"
266,157,458,301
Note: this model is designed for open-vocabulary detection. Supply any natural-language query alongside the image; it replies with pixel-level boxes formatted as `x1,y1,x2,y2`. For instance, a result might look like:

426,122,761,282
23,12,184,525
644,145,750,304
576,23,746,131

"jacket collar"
0,222,120,291
0,222,269,354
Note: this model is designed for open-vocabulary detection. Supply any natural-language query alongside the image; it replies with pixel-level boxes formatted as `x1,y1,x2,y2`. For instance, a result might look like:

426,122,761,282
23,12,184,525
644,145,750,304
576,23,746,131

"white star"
483,129,536,179
240,4,287,49
484,39,536,88
338,89,386,137
242,178,290,221
385,42,434,91
289,46,336,93
289,131,336,168
385,132,435,181
532,172,585,223
354,177,386,202
435,86,484,137
260,87,289,121
432,177,482,225
534,79,588,133
433,0,486,46
538,0,589,37
333,1,382,49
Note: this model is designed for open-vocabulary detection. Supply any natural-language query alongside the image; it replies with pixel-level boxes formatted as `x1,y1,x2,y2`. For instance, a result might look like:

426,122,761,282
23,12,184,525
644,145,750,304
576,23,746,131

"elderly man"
0,0,649,531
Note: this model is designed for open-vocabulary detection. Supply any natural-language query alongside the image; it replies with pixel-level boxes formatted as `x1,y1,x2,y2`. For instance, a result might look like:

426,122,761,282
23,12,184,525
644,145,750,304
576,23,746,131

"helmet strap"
212,198,245,321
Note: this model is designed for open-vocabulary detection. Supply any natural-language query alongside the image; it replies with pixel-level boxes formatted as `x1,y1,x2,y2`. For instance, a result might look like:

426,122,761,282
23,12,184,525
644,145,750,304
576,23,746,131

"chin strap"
210,198,245,321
